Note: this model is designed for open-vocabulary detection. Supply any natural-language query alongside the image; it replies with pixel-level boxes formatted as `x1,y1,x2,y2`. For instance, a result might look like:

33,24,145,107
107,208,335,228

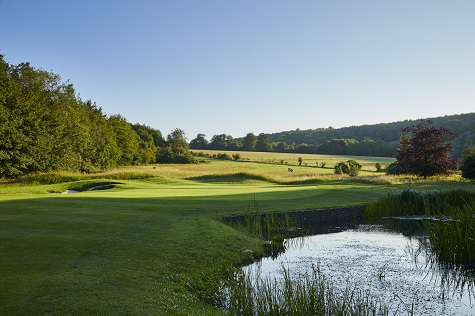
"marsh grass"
426,203,475,265
187,264,389,316
224,199,302,258
363,189,475,266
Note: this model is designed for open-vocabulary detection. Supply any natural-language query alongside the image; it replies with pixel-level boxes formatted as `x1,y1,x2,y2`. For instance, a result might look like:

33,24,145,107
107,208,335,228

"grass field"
193,149,395,172
0,152,471,315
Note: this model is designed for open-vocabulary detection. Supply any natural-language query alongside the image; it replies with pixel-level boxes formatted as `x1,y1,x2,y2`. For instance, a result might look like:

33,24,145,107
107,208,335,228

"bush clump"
334,160,362,176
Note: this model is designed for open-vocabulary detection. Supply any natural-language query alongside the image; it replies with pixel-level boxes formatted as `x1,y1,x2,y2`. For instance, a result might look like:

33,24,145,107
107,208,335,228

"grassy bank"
0,158,471,315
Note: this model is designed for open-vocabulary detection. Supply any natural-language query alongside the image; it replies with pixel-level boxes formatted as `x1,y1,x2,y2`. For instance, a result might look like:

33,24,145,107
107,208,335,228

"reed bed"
224,200,301,258
363,189,475,266
187,264,389,316
227,264,388,316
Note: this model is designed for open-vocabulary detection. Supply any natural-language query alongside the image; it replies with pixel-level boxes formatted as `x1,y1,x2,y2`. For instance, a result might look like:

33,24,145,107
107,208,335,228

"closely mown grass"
363,189,475,266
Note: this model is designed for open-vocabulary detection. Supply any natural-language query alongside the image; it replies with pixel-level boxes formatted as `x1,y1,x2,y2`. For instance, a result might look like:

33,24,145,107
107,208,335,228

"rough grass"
194,149,395,171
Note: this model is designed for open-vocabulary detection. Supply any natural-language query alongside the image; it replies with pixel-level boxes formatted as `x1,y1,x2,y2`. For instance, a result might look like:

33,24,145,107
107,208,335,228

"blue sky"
1,1,474,140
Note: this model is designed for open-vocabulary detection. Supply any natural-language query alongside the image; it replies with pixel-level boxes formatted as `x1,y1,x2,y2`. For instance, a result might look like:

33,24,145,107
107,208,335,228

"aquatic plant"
363,188,475,217
226,198,302,259
187,264,389,316
425,203,475,265
363,189,475,266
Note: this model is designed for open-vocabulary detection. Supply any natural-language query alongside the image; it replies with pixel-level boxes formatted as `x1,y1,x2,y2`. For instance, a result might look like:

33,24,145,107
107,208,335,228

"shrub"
386,162,402,175
232,153,241,161
216,153,232,160
334,160,362,176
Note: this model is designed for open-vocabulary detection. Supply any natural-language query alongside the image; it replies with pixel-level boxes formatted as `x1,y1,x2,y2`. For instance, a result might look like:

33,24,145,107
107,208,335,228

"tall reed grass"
186,264,389,316
225,199,301,258
363,189,475,266
227,264,389,316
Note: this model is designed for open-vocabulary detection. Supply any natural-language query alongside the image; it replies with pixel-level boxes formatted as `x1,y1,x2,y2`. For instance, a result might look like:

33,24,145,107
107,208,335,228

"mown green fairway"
0,157,468,315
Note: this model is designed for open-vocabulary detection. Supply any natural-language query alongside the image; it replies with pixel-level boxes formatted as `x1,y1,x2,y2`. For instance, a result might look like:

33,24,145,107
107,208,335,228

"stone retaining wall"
222,205,364,235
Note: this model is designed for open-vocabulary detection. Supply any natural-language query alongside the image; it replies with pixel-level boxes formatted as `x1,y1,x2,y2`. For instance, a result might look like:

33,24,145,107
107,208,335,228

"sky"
1,1,474,140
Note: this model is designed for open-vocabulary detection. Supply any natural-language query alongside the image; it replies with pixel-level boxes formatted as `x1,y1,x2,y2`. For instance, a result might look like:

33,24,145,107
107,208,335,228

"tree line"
190,132,401,157
189,113,475,158
0,55,194,178
2,55,475,179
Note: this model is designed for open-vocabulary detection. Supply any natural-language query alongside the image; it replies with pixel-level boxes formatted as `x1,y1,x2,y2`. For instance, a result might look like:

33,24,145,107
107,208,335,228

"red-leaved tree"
395,120,457,178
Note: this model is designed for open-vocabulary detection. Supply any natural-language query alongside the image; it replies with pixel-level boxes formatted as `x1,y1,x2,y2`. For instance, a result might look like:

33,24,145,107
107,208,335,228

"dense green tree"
3,61,81,173
334,160,362,176
157,128,196,163
167,128,188,154
189,133,209,150
255,133,271,152
108,115,140,165
460,143,475,179
242,132,257,151
132,124,162,164
209,134,228,150
81,101,121,170
225,135,242,151
385,162,403,175
395,120,457,178
275,142,290,153
0,55,21,177
317,139,358,155
295,143,316,154
0,55,172,177
264,113,475,158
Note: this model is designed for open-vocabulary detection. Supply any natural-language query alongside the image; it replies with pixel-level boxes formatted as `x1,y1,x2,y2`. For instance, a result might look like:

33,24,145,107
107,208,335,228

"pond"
243,217,475,316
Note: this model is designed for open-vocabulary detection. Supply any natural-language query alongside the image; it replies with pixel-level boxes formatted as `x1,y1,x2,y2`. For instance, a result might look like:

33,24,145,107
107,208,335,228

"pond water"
244,218,475,316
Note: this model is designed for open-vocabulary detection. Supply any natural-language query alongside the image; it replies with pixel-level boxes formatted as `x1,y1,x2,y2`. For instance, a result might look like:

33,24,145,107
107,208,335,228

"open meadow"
0,152,472,315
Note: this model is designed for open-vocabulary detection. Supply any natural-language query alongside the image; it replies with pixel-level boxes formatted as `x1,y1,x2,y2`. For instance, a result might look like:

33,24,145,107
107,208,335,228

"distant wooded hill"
192,113,475,158
263,113,475,158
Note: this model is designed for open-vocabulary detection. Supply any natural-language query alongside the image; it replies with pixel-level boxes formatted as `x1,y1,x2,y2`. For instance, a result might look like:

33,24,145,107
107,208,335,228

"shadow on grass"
186,172,279,184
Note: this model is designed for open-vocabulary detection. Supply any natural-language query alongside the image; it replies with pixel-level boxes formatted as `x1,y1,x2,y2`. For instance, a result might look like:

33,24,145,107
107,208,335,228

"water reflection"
245,217,475,316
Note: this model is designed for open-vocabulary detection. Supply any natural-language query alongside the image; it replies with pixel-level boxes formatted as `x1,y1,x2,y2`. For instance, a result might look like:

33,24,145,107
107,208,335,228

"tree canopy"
157,128,196,164
0,55,167,178
394,120,457,178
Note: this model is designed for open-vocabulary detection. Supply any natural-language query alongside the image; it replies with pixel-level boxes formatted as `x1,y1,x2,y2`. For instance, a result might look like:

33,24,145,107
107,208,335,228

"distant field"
0,151,396,192
192,149,395,171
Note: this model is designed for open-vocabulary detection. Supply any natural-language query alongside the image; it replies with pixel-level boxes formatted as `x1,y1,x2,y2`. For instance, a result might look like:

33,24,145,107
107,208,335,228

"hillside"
265,113,475,158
